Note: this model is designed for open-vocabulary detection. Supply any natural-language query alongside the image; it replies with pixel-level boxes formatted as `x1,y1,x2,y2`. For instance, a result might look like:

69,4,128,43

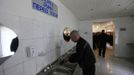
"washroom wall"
78,17,134,58
114,17,134,58
0,0,79,75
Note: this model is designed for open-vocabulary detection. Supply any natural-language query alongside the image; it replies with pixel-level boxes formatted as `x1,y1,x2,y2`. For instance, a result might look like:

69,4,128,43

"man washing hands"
64,30,96,75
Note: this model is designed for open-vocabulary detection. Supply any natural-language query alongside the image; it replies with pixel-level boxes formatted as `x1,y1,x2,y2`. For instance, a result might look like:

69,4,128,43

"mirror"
0,25,19,65
63,27,71,42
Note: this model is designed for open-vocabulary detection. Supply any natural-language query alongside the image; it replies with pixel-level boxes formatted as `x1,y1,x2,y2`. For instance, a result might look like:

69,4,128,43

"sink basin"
47,68,70,75
46,66,72,75
61,63,77,70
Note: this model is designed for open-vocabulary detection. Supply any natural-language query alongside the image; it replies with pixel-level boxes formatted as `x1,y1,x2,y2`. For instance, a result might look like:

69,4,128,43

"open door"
92,21,115,59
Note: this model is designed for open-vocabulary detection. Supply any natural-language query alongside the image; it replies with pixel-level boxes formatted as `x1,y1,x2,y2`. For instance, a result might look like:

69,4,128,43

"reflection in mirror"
0,25,19,65
63,27,71,42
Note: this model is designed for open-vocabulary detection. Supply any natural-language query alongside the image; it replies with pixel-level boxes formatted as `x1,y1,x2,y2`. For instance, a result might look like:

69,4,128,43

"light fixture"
107,29,112,32
97,26,99,29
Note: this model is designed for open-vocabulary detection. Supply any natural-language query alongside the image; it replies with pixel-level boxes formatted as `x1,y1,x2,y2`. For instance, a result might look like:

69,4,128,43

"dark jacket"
69,37,96,69
98,33,108,47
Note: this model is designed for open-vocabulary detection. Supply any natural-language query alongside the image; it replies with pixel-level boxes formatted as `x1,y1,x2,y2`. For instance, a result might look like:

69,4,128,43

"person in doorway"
65,30,96,75
98,30,108,57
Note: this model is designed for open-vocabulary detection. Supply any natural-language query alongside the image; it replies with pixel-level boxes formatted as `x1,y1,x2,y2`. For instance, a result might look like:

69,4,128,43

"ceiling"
60,0,134,20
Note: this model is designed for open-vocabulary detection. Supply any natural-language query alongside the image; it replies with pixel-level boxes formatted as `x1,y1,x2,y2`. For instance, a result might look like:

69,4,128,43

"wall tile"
4,64,23,75
24,60,36,75
0,65,3,72
0,71,3,75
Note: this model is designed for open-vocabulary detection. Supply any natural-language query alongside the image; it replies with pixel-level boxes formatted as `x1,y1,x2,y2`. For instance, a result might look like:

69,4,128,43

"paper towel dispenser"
0,24,19,65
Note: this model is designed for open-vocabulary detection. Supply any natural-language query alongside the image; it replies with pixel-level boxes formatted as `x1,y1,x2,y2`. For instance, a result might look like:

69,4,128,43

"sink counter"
37,47,78,75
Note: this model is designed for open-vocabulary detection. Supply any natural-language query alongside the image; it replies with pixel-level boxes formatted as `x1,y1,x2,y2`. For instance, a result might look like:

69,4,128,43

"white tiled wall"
4,64,24,75
0,71,3,75
24,59,36,75
114,17,134,57
0,0,78,75
78,21,93,47
0,65,3,72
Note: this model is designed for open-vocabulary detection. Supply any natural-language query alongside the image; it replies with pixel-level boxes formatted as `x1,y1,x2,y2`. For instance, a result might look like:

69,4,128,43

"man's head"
102,30,105,33
70,30,80,42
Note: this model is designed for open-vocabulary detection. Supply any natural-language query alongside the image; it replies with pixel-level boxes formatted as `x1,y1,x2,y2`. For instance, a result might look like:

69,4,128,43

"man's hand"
64,57,70,64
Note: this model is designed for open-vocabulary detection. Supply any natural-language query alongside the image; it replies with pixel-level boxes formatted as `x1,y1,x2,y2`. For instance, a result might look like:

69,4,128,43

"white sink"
46,66,72,75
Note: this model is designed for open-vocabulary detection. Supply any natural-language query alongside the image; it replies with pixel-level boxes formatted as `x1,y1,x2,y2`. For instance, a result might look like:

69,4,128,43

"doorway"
92,21,115,60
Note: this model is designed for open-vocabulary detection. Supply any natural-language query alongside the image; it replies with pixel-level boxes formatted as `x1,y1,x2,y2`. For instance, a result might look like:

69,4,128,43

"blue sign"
32,0,58,18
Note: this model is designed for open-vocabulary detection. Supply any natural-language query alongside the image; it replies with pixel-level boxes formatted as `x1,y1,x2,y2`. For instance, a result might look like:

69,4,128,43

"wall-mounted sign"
120,28,126,31
32,0,58,18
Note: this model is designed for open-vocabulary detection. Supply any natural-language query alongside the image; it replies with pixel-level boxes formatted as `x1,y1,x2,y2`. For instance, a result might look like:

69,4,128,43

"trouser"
82,64,95,75
99,46,106,57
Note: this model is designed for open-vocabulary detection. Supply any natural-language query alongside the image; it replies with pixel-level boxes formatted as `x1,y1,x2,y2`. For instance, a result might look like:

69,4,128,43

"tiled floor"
73,46,134,75
94,47,134,75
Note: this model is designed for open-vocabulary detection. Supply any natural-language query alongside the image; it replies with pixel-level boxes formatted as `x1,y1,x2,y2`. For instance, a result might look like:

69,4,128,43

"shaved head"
70,30,80,42
70,30,79,36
